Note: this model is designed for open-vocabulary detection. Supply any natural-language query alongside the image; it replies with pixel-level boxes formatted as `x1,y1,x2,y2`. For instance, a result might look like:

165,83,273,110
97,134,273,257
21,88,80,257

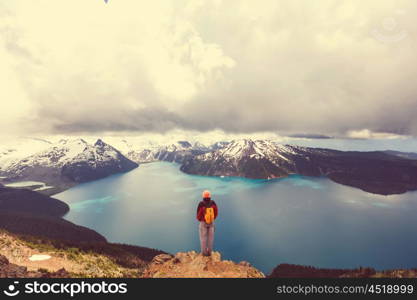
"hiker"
196,190,218,256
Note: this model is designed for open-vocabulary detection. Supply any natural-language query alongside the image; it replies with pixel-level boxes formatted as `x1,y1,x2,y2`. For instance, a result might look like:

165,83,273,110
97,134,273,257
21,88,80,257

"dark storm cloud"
52,107,189,133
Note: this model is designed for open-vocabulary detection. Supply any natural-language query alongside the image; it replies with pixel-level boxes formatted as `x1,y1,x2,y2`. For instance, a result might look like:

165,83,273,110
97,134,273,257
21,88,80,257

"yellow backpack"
204,207,215,224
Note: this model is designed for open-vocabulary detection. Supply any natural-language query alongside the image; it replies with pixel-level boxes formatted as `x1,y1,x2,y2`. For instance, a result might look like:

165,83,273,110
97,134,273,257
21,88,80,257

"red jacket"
196,199,218,222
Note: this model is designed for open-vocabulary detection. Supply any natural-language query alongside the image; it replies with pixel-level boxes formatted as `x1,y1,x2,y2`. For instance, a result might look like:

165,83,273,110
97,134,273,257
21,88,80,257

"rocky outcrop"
142,251,265,278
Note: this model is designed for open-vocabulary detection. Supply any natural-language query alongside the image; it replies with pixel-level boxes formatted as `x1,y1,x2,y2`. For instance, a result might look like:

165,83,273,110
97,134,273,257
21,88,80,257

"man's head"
202,190,211,199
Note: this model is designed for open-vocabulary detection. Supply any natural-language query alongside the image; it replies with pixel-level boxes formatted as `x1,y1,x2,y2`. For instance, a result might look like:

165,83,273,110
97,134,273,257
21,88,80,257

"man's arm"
212,201,218,219
196,202,204,221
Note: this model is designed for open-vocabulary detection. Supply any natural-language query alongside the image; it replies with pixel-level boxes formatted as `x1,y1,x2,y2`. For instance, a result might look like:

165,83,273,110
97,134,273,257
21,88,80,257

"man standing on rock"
196,190,218,256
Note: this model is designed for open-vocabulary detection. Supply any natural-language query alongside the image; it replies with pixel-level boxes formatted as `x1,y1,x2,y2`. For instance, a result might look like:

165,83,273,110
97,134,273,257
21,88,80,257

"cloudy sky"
1,0,417,138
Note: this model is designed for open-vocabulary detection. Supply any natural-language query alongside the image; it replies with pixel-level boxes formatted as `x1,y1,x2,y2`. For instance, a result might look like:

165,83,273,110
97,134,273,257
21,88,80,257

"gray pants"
199,221,215,255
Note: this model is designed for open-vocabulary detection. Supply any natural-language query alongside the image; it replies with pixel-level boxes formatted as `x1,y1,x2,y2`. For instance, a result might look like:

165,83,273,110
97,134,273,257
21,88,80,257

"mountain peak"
218,139,277,159
58,138,88,146
94,139,106,147
142,251,264,278
177,141,192,148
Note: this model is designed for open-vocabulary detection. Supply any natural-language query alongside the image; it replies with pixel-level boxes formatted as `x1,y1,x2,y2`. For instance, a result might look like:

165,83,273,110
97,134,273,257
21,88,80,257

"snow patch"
29,254,51,261
5,181,46,187
33,185,54,191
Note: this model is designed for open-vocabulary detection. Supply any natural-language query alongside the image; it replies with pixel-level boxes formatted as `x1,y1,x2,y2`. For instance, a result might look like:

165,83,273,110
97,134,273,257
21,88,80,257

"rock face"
180,139,417,195
142,251,265,278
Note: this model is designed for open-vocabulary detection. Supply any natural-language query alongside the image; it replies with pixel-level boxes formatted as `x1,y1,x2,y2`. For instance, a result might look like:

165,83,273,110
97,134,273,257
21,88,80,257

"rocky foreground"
0,230,162,278
2,229,417,278
0,230,263,278
142,251,265,278
0,139,138,195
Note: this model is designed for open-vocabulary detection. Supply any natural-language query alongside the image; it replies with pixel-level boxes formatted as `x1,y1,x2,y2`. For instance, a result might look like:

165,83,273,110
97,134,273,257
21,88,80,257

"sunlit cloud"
1,0,416,137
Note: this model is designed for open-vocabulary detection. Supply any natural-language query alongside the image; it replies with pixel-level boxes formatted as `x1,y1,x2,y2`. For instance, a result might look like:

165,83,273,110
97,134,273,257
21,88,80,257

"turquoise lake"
55,161,417,274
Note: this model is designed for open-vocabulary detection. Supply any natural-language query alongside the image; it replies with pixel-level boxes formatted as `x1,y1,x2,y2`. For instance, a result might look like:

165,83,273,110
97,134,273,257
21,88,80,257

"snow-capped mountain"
181,139,299,179
1,138,138,193
210,141,230,151
0,137,53,171
61,139,138,182
54,135,230,164
180,139,417,195
0,137,222,193
3,136,416,196
120,140,226,164
150,141,211,163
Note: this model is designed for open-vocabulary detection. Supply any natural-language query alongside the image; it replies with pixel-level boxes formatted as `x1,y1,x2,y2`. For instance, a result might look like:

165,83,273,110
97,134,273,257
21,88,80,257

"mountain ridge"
1,137,417,195
180,139,417,195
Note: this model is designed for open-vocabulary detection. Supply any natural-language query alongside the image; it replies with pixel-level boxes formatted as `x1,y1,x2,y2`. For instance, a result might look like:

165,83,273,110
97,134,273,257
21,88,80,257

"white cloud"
0,41,34,133
346,129,408,139
1,0,416,137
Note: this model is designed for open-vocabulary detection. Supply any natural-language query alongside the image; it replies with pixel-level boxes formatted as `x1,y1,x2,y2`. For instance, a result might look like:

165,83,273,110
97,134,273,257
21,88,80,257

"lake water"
55,161,417,274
